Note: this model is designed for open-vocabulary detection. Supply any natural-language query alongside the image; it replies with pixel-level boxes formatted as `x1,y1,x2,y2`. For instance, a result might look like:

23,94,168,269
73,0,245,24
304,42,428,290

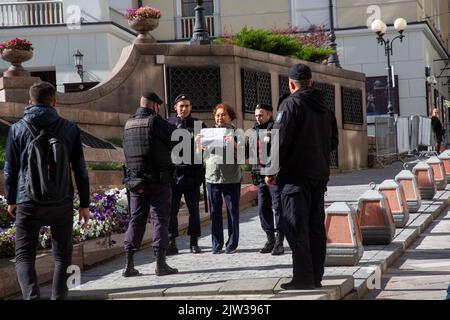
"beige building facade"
144,0,450,129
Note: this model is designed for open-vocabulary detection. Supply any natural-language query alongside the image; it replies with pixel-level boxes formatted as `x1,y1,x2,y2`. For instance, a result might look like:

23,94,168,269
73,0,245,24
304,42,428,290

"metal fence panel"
396,116,410,154
418,116,434,146
375,116,397,156
410,115,420,152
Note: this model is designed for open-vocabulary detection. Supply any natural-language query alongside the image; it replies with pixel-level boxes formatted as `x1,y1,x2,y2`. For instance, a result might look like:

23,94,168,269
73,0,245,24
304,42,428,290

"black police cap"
255,103,273,112
174,94,190,105
142,91,163,104
288,63,312,80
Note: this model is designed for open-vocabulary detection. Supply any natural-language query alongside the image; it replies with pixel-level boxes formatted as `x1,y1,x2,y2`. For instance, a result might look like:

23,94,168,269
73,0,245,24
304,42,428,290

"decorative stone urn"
0,48,33,77
128,18,159,44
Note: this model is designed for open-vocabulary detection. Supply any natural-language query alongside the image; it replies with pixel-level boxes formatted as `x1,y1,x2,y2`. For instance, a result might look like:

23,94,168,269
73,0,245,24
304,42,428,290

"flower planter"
0,49,33,77
128,18,159,43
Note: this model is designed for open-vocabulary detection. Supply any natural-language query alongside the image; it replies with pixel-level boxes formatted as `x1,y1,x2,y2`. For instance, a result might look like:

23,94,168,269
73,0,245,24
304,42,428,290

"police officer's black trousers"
281,180,327,285
169,180,201,239
257,182,282,233
15,202,73,300
124,182,172,251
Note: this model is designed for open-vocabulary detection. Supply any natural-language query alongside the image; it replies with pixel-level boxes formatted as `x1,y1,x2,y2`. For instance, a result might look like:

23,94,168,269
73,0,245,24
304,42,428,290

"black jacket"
4,104,90,207
431,116,444,142
248,118,275,175
167,114,205,185
273,86,338,183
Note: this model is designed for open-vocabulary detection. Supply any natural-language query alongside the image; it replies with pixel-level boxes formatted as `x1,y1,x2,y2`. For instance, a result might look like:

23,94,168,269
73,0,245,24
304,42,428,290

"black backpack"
22,118,71,205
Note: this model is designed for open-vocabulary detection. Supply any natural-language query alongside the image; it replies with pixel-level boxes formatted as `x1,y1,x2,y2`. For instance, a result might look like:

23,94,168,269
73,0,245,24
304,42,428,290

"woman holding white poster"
201,103,242,254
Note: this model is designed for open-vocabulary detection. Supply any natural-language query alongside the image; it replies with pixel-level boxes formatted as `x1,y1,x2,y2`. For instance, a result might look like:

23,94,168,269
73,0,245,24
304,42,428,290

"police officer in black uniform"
267,64,338,290
167,94,206,254
122,91,178,277
249,103,284,255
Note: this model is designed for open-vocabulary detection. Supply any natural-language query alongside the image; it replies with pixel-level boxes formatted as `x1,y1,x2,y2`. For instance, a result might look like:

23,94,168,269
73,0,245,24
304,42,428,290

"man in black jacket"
267,64,339,290
167,94,206,255
249,103,284,255
122,91,178,277
4,81,91,300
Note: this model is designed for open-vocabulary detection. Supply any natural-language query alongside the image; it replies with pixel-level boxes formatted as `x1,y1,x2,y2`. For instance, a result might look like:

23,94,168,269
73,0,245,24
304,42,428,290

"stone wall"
0,43,368,171
53,43,368,171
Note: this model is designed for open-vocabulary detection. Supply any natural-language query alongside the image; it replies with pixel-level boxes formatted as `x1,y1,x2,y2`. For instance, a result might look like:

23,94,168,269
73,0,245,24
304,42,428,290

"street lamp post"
73,49,84,83
327,0,341,68
190,0,211,45
371,18,407,117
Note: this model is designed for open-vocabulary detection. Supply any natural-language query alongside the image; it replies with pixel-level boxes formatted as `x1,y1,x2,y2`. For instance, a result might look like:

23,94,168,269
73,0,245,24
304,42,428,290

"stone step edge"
351,197,449,299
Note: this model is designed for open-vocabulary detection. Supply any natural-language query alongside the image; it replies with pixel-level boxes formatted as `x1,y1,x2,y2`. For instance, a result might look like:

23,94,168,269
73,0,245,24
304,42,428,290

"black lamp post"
371,18,407,117
73,49,84,83
327,0,341,68
190,0,211,45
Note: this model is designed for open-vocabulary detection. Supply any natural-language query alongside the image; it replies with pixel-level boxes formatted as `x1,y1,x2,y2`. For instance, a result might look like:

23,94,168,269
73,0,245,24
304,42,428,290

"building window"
182,0,213,17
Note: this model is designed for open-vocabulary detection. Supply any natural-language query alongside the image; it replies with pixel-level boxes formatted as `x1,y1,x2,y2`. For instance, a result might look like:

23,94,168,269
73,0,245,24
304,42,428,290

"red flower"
0,38,34,54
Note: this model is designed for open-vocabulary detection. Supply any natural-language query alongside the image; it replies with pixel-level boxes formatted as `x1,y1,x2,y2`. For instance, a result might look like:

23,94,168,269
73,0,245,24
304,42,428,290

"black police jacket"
4,104,90,207
248,118,275,175
273,86,339,183
167,114,206,185
123,107,175,186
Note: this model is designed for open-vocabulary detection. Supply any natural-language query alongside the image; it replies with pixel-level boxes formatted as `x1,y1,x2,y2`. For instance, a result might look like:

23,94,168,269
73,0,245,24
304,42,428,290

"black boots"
166,236,179,256
260,232,284,255
155,248,178,276
271,232,285,255
190,236,202,254
260,232,275,253
122,251,140,277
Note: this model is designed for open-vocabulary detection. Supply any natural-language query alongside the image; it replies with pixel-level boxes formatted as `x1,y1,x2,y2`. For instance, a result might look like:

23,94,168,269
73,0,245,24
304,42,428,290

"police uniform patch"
125,117,151,130
275,111,284,123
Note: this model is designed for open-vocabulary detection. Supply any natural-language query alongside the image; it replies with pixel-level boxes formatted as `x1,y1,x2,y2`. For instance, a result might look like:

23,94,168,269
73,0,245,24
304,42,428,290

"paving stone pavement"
364,208,450,300
34,160,450,300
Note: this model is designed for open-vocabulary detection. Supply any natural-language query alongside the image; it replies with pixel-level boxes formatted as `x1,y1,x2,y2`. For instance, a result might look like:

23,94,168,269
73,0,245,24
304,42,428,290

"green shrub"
107,137,123,148
214,27,335,64
0,135,6,170
87,162,123,171
294,45,335,64
234,27,302,57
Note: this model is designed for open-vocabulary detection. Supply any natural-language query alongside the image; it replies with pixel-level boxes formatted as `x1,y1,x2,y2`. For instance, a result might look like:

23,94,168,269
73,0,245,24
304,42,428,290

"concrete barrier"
325,202,364,266
426,157,446,190
378,179,409,228
395,170,421,213
357,185,396,245
438,152,450,182
412,162,436,200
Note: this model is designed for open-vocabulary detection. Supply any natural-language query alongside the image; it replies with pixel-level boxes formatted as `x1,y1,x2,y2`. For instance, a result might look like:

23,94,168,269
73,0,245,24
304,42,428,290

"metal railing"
0,1,64,27
179,15,214,39
374,115,435,167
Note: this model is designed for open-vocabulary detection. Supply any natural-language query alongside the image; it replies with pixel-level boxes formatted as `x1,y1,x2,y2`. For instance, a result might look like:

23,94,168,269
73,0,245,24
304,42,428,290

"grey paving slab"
274,278,338,300
164,282,224,297
108,288,166,299
29,161,450,300
218,278,280,295
364,202,450,300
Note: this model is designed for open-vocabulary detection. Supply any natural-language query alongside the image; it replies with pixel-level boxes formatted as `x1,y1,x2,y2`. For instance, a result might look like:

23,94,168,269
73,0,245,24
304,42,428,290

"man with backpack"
3,81,91,300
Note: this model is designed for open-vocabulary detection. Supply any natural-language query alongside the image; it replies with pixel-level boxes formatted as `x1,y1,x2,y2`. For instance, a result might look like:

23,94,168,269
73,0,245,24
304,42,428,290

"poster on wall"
366,76,400,124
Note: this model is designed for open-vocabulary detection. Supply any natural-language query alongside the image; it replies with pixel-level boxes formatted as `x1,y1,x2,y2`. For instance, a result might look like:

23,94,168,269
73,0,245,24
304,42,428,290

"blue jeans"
207,183,241,252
